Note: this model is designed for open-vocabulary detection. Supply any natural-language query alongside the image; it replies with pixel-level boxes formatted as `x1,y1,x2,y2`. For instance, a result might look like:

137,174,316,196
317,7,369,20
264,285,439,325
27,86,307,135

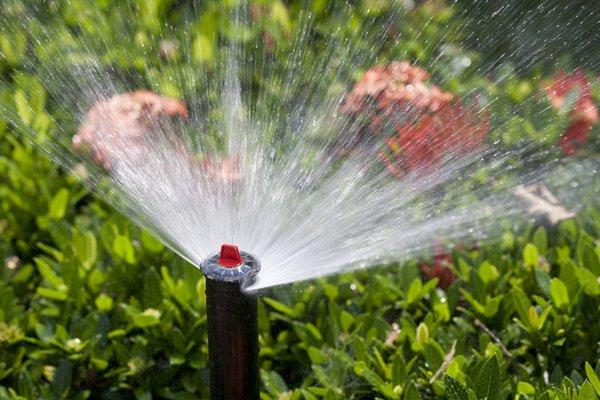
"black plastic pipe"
205,278,259,400
201,246,261,400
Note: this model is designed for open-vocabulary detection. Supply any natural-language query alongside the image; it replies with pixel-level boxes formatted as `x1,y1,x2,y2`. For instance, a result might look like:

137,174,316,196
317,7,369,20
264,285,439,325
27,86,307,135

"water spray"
201,244,261,400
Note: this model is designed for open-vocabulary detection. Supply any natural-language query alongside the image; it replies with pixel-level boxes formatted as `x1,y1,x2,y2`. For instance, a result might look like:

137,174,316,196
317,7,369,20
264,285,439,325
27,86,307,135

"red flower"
341,61,488,176
547,69,598,155
380,101,489,176
419,248,455,290
547,69,598,124
558,119,593,156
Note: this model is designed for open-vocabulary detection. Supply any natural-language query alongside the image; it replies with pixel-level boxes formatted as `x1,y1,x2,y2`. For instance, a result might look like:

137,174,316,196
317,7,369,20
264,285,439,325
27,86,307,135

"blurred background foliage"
1,0,600,399
455,0,600,74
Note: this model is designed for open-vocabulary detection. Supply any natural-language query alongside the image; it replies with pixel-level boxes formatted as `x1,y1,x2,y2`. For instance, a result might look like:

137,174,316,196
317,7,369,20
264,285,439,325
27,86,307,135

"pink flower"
74,91,241,183
73,91,188,168
341,61,453,118
201,155,243,183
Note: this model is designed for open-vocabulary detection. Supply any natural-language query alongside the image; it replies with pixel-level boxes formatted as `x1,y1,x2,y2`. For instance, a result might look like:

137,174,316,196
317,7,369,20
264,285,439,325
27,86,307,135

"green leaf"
532,227,548,255
169,355,185,366
550,278,570,309
307,347,327,364
263,297,302,318
536,307,552,331
140,230,164,253
536,390,552,400
580,381,599,400
14,89,32,125
391,354,406,384
113,235,136,264
406,278,422,304
476,355,501,400
73,230,97,269
1,32,26,65
559,259,578,297
482,295,503,318
339,310,355,331
523,243,539,268
192,34,214,63
578,235,600,275
512,288,532,325
586,362,600,396
528,306,540,330
124,306,161,328
462,291,485,315
423,342,444,371
353,361,393,396
95,294,113,312
271,1,292,33
304,323,323,341
578,268,600,296
133,309,161,327
517,381,535,395
37,287,68,301
535,268,552,297
28,78,47,113
405,381,422,400
478,261,499,284
416,322,429,345
37,242,64,262
49,188,70,220
444,375,469,400
261,369,289,396
87,269,106,292
51,360,72,399
90,357,109,370
35,257,66,290
108,329,126,339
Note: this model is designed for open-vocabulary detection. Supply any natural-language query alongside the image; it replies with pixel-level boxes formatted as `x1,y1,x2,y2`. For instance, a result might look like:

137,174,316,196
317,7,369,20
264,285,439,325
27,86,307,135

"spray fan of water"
1,0,599,291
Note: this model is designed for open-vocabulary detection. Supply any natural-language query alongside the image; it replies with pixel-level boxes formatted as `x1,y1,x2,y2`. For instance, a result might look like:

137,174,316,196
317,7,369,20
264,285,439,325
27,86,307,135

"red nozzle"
218,244,243,268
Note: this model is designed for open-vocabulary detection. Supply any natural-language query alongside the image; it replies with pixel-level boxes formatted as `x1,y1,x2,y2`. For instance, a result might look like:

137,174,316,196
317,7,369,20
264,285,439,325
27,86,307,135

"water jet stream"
0,1,598,291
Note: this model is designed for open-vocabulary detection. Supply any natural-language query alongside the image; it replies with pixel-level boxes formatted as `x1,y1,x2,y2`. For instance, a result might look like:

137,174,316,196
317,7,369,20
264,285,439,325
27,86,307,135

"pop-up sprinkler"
201,244,261,400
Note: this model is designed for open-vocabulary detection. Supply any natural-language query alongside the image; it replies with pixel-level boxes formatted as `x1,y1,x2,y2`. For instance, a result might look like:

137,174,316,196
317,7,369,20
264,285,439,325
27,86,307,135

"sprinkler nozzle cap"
219,244,243,268
201,246,261,284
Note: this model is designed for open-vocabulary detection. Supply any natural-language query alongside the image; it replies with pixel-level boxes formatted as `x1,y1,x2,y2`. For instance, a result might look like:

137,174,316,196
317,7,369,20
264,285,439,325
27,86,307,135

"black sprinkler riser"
205,279,259,400
202,246,261,400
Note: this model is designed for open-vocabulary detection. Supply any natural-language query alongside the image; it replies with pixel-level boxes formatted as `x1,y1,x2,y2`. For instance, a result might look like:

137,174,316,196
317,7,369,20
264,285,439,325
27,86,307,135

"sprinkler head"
218,244,243,268
201,244,260,285
202,245,261,399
